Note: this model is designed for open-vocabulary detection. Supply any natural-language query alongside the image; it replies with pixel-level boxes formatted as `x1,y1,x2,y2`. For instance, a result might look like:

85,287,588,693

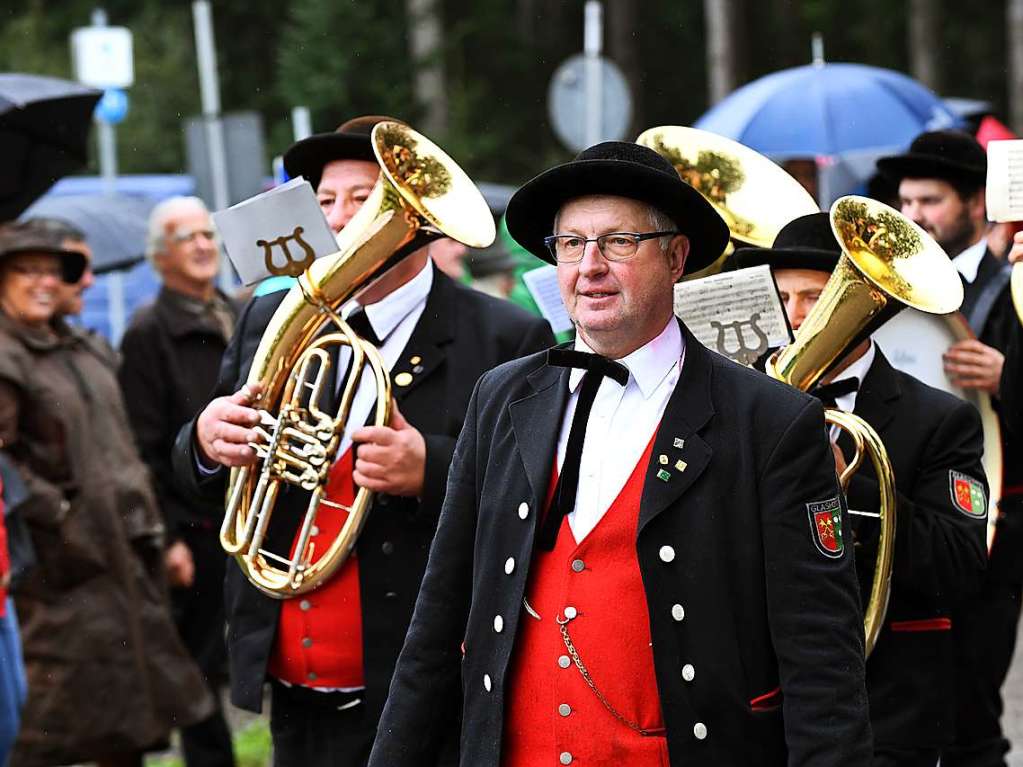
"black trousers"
269,681,375,767
872,747,938,767
173,527,235,767
942,578,1023,767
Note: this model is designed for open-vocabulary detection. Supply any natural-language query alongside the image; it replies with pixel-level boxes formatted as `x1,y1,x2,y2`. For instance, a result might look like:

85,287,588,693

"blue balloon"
94,88,129,125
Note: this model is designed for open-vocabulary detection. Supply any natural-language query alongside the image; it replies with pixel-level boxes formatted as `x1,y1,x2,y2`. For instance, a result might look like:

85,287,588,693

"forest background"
2,0,1018,186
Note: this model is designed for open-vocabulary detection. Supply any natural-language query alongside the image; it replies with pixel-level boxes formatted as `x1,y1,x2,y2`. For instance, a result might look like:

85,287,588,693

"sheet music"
986,139,1023,223
673,265,793,365
522,265,574,334
213,177,338,285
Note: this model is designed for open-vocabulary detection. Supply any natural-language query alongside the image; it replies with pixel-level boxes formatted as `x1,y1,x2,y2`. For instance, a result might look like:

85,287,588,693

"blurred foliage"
0,0,1017,184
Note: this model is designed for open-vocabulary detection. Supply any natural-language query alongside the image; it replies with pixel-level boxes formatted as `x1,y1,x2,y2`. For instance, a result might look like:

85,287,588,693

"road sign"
548,53,632,152
71,26,134,89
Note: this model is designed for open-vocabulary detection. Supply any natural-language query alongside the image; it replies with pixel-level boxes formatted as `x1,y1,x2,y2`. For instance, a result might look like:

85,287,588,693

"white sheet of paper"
522,265,573,334
673,265,792,365
212,177,339,285
986,139,1023,223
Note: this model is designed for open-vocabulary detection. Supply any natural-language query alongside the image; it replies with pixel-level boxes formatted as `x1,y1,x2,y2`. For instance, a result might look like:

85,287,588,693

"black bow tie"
345,306,382,346
809,377,860,408
547,348,630,386
537,349,629,550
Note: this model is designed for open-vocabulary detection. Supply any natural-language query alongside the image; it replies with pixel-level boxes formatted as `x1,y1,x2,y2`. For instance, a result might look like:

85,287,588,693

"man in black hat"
879,131,1022,767
367,142,870,766
172,116,554,767
736,212,989,767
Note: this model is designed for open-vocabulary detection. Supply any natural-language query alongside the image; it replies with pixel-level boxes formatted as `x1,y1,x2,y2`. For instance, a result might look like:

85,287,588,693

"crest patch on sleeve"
949,471,987,518
807,497,844,558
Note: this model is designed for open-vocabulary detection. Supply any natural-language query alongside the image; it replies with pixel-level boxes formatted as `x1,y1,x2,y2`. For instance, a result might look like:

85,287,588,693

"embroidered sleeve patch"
807,497,844,558
949,471,987,518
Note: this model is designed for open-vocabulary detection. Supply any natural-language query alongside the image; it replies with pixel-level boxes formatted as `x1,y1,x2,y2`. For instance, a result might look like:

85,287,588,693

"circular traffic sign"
548,53,632,152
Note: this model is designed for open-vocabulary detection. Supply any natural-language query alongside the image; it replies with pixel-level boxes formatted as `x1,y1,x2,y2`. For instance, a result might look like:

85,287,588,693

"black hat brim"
282,132,377,190
505,158,729,274
731,245,839,274
0,247,87,283
876,152,985,187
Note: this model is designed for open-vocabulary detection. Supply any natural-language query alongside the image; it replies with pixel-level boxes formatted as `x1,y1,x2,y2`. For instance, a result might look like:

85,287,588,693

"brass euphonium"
636,125,820,279
766,195,964,655
220,121,495,598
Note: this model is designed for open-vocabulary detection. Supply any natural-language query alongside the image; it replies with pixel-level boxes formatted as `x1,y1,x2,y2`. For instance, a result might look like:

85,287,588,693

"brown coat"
0,314,212,766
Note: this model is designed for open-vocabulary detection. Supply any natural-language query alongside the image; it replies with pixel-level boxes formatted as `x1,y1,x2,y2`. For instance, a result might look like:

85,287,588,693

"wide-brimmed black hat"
876,130,986,188
505,141,729,274
283,114,401,191
0,220,87,283
732,212,840,274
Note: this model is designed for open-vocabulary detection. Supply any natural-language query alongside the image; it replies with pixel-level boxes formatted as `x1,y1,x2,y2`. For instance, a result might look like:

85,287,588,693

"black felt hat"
283,115,401,191
876,130,987,188
0,220,87,283
505,141,729,274
732,212,840,274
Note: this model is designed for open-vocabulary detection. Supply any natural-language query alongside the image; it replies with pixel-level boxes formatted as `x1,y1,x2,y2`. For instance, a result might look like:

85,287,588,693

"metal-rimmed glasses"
543,230,678,264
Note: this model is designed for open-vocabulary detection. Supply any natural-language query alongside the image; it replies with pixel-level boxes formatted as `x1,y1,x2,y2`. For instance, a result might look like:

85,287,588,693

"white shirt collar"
952,237,987,284
343,259,434,340
569,319,684,399
830,340,875,386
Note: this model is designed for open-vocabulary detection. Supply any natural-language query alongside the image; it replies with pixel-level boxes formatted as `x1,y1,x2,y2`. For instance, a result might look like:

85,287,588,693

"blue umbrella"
694,63,963,159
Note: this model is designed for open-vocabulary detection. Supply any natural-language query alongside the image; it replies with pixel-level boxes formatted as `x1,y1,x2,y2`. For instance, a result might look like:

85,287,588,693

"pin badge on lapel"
395,372,414,387
658,454,669,465
657,469,671,482
675,460,688,472
673,437,685,449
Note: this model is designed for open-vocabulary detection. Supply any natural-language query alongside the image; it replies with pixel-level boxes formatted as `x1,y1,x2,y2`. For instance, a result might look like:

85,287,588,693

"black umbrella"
0,73,102,221
21,192,155,273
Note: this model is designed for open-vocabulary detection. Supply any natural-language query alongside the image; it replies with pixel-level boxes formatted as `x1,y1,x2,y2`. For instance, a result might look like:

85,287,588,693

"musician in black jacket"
878,132,1021,766
736,212,988,766
171,116,554,767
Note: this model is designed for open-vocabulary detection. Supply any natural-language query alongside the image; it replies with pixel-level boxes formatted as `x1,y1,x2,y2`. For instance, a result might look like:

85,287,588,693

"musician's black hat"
505,141,729,274
732,212,840,274
876,130,987,190
283,115,401,191
0,219,87,283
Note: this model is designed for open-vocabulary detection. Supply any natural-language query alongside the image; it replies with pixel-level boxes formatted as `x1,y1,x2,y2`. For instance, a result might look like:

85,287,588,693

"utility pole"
908,0,941,92
406,0,447,136
704,0,738,105
1010,0,1023,133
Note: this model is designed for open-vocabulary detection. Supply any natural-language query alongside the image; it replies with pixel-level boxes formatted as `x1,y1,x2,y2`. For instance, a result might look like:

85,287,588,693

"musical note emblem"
711,312,769,366
257,226,317,277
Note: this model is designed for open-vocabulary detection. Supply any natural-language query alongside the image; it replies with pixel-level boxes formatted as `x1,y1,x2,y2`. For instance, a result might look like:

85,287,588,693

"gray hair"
553,199,677,253
145,196,211,262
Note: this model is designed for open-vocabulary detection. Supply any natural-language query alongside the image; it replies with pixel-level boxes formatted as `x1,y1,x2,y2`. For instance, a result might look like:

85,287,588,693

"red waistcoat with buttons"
268,447,365,688
502,432,668,766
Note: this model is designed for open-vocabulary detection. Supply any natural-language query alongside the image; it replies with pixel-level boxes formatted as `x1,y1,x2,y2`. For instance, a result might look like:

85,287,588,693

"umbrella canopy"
21,192,155,273
694,63,963,159
0,73,102,221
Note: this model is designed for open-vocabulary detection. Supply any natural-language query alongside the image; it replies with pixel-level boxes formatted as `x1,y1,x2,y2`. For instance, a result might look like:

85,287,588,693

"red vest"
502,434,667,766
268,448,365,688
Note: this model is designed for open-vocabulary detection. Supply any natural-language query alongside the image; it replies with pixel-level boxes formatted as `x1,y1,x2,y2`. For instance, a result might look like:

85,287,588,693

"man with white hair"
118,195,237,767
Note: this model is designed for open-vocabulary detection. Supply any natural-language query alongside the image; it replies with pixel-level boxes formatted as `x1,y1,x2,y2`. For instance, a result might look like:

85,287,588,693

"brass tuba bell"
766,195,964,655
220,121,495,598
636,125,820,279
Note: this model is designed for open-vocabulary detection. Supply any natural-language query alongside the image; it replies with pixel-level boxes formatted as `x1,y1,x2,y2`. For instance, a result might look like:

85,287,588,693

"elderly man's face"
55,239,94,316
157,207,219,287
556,195,687,358
318,159,380,234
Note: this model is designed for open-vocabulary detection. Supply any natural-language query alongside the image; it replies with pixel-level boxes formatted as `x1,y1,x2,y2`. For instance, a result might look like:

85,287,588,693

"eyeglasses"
7,264,63,280
543,230,679,264
171,229,216,244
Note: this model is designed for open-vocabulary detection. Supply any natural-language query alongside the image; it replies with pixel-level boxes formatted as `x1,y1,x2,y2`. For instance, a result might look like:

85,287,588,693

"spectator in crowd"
0,219,213,767
119,196,237,767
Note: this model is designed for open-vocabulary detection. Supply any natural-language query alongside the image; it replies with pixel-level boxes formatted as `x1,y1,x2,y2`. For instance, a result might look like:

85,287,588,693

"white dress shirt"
953,237,988,284
557,319,684,543
333,260,433,455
